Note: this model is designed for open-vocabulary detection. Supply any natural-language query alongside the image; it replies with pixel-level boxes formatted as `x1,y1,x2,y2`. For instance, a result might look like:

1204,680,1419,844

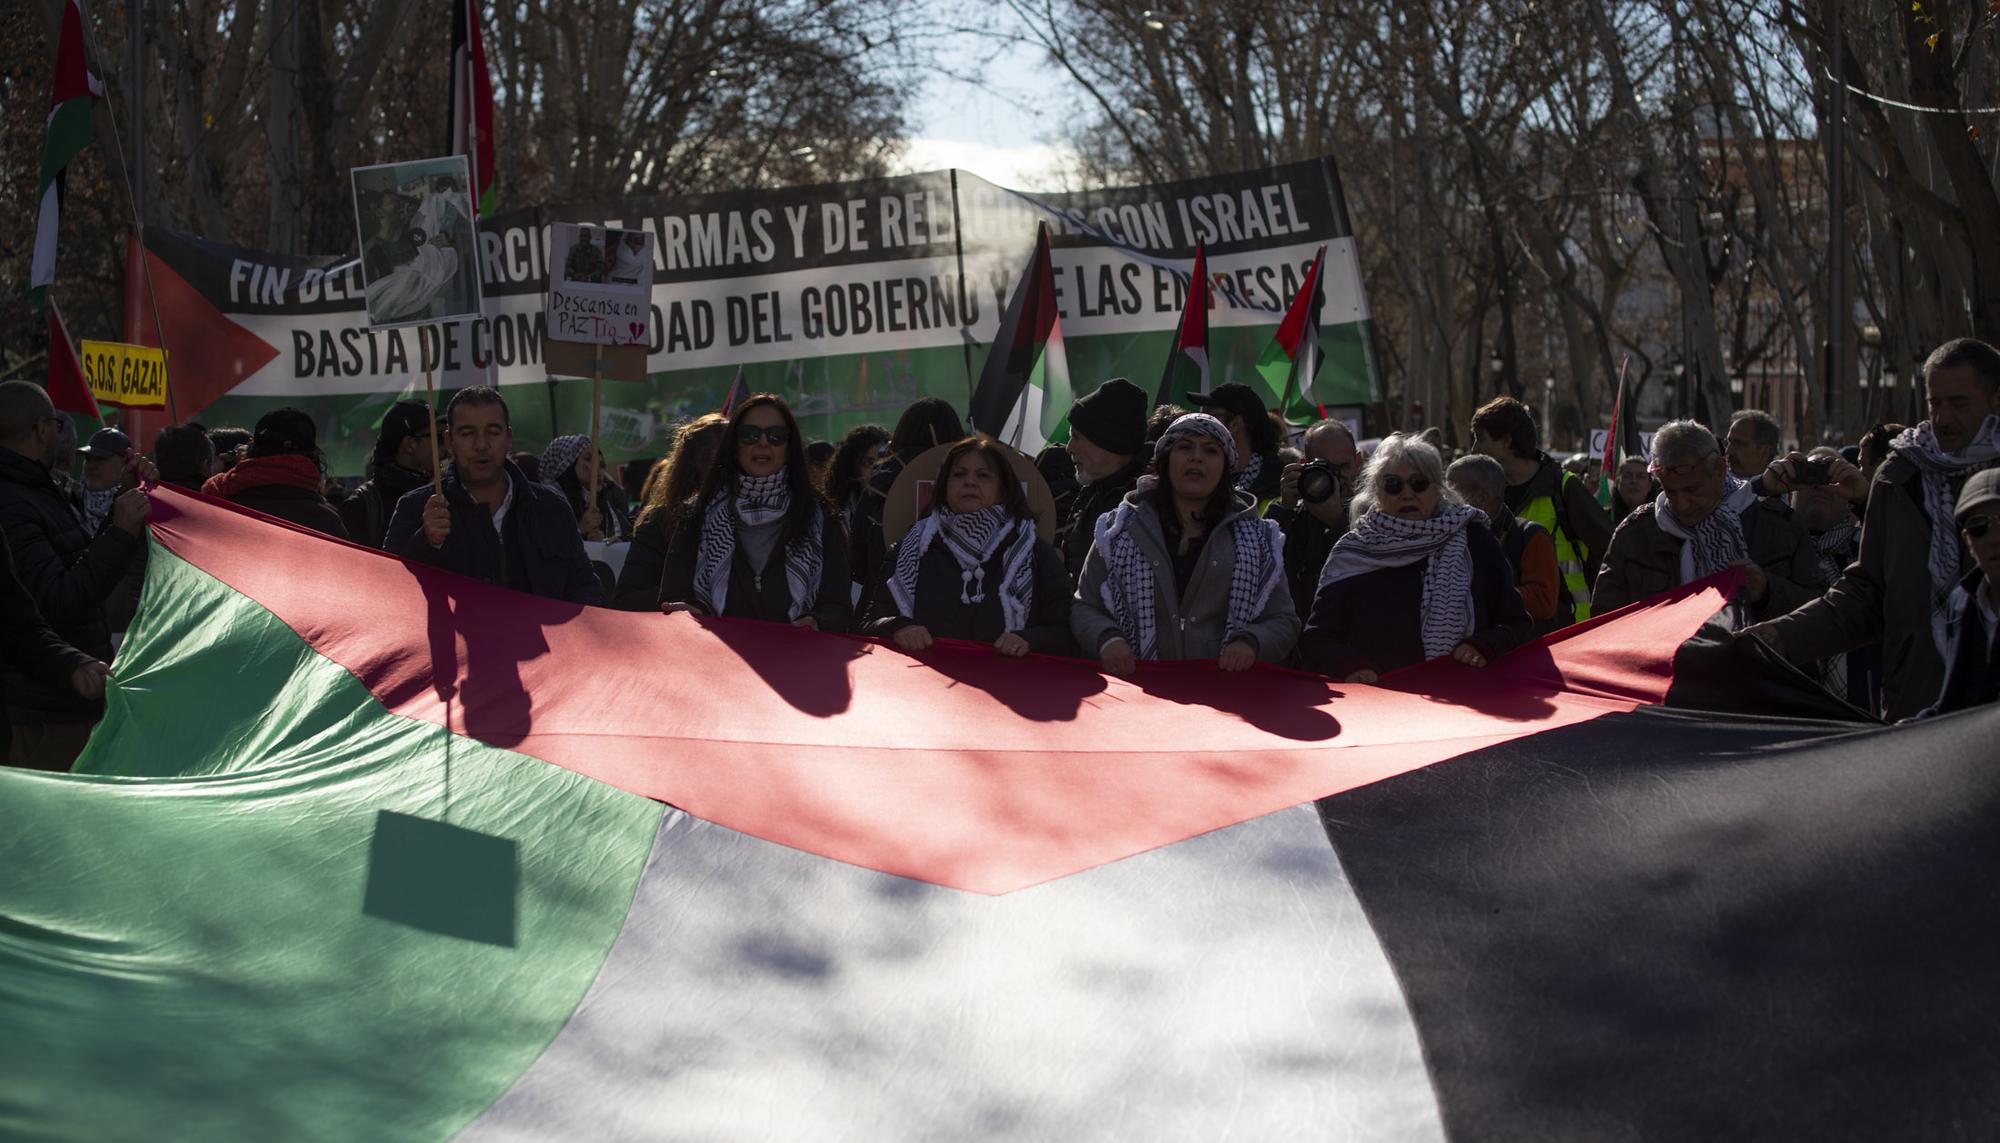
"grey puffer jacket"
1070,486,1299,662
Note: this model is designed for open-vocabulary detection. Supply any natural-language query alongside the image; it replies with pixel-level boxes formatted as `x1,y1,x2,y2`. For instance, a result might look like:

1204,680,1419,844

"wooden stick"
424,349,443,498
588,343,603,514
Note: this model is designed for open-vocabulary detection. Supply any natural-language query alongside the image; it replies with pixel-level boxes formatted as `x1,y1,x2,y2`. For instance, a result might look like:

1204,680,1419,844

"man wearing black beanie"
1058,377,1151,582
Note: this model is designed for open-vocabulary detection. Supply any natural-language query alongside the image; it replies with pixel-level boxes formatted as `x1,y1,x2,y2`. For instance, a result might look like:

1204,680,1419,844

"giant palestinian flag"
117,160,1378,475
5,488,1996,1140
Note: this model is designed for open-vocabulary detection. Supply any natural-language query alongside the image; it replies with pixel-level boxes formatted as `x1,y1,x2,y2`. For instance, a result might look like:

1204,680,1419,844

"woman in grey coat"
1071,412,1299,674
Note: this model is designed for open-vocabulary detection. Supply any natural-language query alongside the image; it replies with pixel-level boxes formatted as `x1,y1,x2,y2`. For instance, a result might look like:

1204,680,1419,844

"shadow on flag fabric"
27,0,101,310
1155,242,1210,408
448,0,497,217
5,487,1996,1141
1256,244,1327,424
968,222,1071,453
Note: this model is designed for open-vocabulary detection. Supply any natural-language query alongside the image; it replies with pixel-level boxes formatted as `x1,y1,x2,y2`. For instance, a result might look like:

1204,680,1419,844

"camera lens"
1299,461,1338,505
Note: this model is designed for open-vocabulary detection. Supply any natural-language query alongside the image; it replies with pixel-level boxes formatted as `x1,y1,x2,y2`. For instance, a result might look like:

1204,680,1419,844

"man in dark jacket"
0,381,149,769
2,529,108,762
1058,377,1150,581
1592,420,1819,622
383,387,601,605
1746,338,2000,720
1470,395,1612,625
1912,468,2000,718
1265,419,1358,618
340,400,437,548
199,407,349,539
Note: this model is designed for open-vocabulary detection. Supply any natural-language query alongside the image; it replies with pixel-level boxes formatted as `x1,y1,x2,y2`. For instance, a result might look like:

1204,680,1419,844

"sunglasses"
1380,474,1431,496
1966,514,1993,540
736,425,791,447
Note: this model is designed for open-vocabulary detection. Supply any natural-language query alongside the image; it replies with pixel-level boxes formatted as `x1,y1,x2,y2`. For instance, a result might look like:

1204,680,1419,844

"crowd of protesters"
3,334,1997,772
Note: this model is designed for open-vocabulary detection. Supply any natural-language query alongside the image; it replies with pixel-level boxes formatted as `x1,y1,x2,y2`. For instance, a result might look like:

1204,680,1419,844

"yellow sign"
78,340,170,410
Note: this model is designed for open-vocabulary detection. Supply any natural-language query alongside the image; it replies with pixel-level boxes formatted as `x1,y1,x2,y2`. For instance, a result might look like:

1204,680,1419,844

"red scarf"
202,454,324,500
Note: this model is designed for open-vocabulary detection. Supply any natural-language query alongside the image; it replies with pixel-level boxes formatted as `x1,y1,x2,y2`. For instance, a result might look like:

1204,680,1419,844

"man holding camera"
1745,338,2000,720
1266,419,1359,618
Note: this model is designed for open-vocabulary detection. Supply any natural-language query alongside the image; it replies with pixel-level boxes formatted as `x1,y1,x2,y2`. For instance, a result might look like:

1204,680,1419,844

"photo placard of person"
546,223,657,348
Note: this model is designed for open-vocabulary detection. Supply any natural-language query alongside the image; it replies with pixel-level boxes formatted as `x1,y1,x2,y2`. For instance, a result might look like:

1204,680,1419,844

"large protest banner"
120,159,1378,475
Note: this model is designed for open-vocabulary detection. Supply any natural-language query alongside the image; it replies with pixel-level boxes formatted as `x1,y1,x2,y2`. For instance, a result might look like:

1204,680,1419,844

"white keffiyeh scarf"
1891,416,2000,652
888,504,1038,632
1318,503,1482,660
691,468,823,620
1654,473,1757,585
1093,490,1284,659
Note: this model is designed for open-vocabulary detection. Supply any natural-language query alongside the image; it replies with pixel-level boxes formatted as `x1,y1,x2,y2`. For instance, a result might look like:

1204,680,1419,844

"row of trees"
1,0,926,364
1004,0,2000,445
5,0,1995,448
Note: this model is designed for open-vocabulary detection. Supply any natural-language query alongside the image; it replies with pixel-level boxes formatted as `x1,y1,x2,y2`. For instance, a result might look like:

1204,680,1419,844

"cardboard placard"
544,340,649,383
78,340,169,409
547,222,656,347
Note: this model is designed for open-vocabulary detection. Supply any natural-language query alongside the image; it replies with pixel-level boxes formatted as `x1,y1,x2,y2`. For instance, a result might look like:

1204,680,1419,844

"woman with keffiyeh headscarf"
657,395,852,632
1300,433,1534,683
540,434,633,543
1070,412,1298,676
863,437,1073,657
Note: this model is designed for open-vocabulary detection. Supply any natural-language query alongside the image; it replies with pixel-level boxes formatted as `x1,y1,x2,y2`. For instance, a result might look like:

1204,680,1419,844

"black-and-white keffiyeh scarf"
1892,416,2000,652
82,486,117,533
888,504,1038,631
1317,503,1482,660
1811,521,1859,588
1653,472,1757,585
691,468,823,620
1092,486,1285,659
539,434,591,484
1234,453,1264,492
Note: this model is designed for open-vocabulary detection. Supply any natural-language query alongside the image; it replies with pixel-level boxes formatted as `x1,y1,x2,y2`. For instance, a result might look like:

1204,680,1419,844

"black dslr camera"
1298,460,1342,505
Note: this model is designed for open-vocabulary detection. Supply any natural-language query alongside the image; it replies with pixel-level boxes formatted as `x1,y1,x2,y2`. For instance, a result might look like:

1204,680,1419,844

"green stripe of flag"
4,542,665,1141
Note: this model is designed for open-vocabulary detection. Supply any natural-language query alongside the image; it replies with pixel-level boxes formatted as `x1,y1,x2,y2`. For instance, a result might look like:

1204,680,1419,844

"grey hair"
1650,420,1721,468
1351,431,1454,518
1445,453,1506,503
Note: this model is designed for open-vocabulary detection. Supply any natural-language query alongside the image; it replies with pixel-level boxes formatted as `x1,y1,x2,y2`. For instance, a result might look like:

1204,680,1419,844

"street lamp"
1670,363,1686,418
1543,371,1556,447
1488,351,1505,393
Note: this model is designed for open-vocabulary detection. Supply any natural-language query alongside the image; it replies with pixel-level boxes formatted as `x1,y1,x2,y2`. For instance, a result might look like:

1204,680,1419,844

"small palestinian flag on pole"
1154,242,1211,408
27,0,102,310
448,0,497,217
719,364,746,416
1256,245,1328,424
45,304,101,425
968,222,1072,453
1598,355,1632,510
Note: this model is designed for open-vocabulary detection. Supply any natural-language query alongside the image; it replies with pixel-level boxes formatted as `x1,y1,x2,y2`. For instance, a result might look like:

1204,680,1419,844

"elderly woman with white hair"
1592,419,1817,620
1299,433,1533,683
1071,412,1299,675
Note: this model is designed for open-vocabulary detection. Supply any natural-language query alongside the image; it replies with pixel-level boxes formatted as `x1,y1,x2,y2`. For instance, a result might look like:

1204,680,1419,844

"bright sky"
893,30,1078,192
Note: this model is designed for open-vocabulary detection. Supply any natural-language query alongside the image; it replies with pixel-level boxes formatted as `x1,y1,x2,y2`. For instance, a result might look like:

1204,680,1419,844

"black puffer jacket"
864,531,1074,654
341,460,432,549
0,447,140,720
384,460,601,605
1059,457,1146,582
660,505,852,631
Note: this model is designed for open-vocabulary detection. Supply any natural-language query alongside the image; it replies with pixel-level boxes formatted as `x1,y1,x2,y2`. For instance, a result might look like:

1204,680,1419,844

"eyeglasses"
736,424,791,447
1380,474,1431,496
1966,514,1994,540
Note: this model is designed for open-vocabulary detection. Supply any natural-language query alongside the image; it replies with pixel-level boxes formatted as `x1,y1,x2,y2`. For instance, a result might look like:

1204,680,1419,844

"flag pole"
74,0,178,424
425,326,443,498
588,344,602,517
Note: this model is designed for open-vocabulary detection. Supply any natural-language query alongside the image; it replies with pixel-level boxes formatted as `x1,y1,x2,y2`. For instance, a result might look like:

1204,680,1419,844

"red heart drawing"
630,322,647,340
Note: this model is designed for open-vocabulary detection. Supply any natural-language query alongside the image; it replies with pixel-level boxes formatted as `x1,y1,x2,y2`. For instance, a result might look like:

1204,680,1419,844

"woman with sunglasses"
1300,432,1533,683
864,437,1073,657
1071,412,1297,675
658,394,851,632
